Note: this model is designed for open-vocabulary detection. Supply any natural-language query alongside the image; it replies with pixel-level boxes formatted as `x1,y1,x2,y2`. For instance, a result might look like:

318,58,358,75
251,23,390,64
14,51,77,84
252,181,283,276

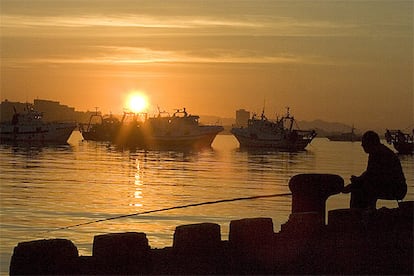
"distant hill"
297,119,357,133
296,120,364,137
199,115,235,126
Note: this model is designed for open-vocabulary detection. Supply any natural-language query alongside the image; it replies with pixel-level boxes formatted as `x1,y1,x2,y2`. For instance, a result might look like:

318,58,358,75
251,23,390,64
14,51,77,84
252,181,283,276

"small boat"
327,126,362,142
231,107,317,151
79,111,121,142
0,105,76,144
385,129,414,154
142,108,224,150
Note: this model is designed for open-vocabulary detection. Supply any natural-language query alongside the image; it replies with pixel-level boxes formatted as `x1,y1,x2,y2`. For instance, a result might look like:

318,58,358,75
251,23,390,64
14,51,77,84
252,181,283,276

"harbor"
1,133,413,274
2,0,413,273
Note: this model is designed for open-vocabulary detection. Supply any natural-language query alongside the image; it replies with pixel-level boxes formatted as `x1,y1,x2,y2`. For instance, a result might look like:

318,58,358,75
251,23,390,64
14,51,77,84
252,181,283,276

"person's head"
361,131,380,153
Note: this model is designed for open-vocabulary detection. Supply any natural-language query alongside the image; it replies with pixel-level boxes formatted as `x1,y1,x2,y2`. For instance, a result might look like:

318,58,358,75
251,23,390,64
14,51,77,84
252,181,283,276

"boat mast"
285,106,294,131
261,99,266,120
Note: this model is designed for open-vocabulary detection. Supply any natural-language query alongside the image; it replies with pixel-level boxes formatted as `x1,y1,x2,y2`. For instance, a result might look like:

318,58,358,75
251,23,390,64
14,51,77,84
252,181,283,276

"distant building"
0,99,27,122
0,98,92,123
33,99,76,122
235,109,250,127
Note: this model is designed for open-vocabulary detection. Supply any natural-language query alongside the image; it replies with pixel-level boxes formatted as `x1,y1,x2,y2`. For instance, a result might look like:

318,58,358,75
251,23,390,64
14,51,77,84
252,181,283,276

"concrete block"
93,232,151,274
398,200,414,216
173,222,221,254
280,212,324,235
229,217,274,249
10,238,78,275
229,217,275,274
328,208,365,232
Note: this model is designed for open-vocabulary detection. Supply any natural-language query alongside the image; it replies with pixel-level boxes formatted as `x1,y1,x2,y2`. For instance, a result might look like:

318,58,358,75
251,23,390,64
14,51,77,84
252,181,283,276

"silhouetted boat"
231,108,316,151
326,127,362,142
0,105,76,144
385,129,414,154
79,111,121,142
114,111,147,147
142,108,224,149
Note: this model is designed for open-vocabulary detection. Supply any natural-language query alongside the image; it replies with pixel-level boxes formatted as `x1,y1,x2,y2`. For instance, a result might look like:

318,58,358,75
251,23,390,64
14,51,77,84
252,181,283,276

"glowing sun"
126,92,149,113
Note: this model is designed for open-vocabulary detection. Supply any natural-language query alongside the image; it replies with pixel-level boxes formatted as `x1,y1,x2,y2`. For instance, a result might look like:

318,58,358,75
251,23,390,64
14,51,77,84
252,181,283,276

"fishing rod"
45,192,292,233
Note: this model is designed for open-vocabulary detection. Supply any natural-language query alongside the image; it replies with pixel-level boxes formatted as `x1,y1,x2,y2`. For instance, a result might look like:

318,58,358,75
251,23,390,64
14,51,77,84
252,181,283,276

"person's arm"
342,173,364,193
343,156,371,193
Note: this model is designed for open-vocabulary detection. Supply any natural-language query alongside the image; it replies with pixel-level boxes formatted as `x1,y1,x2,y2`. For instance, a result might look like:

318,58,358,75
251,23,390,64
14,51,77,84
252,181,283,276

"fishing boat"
140,108,224,150
114,111,147,147
385,129,414,154
79,111,121,142
327,126,362,142
0,105,76,144
231,108,317,151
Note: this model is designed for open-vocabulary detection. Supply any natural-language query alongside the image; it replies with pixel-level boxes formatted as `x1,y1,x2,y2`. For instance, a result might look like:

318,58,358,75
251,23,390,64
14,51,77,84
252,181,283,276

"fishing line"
44,192,292,234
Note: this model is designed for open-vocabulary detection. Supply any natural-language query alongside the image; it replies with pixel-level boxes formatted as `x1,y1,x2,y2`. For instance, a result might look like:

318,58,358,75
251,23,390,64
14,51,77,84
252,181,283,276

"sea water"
1,131,413,274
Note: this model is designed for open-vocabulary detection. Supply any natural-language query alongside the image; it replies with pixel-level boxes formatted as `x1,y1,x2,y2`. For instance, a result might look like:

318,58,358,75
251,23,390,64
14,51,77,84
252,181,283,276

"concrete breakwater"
10,174,413,275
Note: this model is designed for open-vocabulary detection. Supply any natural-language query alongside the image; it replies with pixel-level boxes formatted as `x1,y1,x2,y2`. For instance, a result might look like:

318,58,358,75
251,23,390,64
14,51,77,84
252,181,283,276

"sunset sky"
1,0,413,130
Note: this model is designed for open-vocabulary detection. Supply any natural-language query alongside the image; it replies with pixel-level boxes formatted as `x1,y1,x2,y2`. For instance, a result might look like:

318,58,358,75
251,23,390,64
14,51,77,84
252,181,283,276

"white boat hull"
137,126,223,150
231,129,315,151
0,123,76,144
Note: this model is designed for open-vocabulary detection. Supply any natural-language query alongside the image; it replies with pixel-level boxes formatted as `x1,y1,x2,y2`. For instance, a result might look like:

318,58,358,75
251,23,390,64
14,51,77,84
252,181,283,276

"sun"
126,92,149,113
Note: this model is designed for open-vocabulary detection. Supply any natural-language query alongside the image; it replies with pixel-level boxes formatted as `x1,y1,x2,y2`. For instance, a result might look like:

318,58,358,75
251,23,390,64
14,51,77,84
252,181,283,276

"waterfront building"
0,99,91,123
235,109,250,127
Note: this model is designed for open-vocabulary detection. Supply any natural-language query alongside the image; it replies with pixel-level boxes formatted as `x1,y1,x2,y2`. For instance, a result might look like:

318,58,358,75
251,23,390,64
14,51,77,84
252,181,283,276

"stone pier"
9,174,413,275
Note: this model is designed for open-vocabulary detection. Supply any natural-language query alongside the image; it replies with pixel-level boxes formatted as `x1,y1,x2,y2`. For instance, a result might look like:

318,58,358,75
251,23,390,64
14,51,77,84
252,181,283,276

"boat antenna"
259,98,266,119
262,98,266,115
285,106,290,117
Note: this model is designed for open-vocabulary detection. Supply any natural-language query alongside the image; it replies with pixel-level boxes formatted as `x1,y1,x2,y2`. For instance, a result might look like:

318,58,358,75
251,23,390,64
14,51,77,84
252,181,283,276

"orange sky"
1,0,413,130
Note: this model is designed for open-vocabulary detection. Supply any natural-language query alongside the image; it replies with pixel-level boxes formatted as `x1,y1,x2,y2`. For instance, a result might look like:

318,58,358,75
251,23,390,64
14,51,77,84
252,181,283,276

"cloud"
2,3,409,69
1,12,372,39
1,14,259,29
3,10,409,41
2,45,339,69
1,0,411,39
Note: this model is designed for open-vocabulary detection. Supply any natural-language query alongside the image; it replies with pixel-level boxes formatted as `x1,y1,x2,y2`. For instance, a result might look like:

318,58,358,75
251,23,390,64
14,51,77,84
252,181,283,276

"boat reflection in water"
0,104,76,144
81,108,224,150
231,108,316,152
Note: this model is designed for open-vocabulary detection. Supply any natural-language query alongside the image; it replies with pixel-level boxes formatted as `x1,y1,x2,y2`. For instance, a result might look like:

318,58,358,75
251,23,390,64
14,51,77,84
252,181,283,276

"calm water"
1,131,413,274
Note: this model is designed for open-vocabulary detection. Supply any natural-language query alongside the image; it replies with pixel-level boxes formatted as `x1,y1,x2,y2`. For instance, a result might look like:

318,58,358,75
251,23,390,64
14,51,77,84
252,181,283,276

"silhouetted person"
342,131,407,209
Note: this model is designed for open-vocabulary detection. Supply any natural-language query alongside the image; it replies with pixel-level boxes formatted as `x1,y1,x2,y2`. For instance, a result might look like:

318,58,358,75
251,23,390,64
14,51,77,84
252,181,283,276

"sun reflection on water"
132,158,143,207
